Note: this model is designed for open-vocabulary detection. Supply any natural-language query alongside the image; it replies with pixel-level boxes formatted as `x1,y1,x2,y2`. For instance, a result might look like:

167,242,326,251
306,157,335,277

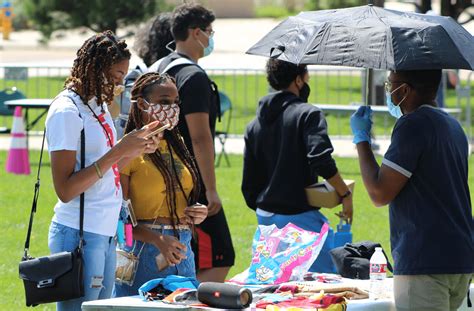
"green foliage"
309,0,367,10
21,0,169,40
10,0,30,30
255,6,295,18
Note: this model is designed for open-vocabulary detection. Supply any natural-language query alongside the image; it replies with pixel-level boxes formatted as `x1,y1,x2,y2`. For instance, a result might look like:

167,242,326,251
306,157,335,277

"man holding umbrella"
350,69,473,311
247,5,474,308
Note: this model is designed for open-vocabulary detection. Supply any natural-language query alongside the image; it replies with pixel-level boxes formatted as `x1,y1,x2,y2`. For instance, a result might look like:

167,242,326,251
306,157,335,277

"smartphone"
144,123,170,139
191,203,207,209
127,201,138,227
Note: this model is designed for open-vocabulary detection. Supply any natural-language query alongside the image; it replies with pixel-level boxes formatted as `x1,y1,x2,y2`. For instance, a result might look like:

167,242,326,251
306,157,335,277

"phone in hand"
144,123,170,139
155,253,170,271
191,203,207,209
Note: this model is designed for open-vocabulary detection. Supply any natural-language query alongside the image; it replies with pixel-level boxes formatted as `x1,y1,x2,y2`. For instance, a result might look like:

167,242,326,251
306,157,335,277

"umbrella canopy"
247,5,474,70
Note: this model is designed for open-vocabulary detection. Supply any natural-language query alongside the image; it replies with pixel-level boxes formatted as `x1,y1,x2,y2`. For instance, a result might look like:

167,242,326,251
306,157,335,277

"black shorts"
192,207,235,269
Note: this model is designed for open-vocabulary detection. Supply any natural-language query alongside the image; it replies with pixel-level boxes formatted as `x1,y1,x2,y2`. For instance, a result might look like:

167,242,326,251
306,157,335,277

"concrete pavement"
0,133,391,158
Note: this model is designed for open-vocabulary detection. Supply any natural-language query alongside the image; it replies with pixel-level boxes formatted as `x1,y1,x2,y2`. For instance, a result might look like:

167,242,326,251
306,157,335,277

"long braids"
65,30,131,106
125,72,201,234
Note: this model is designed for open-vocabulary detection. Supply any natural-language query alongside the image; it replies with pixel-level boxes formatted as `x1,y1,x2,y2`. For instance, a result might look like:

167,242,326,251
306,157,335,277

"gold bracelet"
93,162,103,179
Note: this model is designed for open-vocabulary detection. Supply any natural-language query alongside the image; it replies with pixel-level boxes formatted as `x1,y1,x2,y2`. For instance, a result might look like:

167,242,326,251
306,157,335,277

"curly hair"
134,13,175,67
125,72,201,231
171,3,215,41
64,30,131,107
266,59,308,90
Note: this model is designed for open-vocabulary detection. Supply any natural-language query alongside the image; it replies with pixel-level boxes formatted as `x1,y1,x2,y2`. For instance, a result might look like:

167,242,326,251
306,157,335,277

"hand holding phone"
144,123,170,139
184,203,208,224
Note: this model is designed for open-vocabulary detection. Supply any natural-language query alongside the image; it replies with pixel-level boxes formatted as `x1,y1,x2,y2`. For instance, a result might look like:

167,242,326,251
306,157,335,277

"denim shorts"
113,226,195,297
48,221,116,311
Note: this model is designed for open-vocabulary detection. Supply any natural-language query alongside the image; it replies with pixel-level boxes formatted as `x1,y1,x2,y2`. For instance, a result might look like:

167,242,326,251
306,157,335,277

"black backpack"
329,241,393,279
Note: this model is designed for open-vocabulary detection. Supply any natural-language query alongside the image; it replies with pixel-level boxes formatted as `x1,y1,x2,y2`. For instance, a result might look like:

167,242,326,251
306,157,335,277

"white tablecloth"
82,281,473,311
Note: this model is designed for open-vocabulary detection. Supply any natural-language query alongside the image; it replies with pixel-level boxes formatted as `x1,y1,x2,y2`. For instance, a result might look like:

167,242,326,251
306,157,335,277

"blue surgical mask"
204,36,214,57
198,30,214,57
386,84,406,119
386,93,403,119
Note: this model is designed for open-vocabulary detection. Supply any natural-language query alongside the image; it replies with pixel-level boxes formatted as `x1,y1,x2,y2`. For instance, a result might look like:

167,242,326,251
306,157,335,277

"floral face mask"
142,99,180,129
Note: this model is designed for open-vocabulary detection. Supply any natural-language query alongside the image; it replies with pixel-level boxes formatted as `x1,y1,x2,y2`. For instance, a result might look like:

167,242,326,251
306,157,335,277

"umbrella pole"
366,0,383,106
366,68,374,106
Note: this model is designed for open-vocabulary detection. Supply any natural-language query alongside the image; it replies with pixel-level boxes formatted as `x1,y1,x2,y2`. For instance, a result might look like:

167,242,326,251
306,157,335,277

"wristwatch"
340,190,352,199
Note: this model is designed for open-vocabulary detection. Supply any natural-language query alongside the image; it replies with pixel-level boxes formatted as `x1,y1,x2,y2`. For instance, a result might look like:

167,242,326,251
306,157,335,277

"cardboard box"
305,180,355,208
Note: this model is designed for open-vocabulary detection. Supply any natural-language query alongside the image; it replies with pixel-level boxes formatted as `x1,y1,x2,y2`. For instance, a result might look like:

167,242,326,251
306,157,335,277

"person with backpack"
149,3,235,282
46,31,159,311
115,13,175,138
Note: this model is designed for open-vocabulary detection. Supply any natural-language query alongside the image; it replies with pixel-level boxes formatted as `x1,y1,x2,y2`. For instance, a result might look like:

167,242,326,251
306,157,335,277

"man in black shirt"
156,3,234,282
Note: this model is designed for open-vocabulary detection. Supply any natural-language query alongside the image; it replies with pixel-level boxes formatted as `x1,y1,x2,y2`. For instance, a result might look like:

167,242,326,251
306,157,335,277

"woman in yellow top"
114,72,207,296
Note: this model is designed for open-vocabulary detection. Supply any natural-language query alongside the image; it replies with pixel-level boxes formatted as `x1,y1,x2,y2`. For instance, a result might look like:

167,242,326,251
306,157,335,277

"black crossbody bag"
19,97,86,307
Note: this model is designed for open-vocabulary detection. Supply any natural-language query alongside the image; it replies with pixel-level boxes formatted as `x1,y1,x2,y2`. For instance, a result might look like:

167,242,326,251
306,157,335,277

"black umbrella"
247,5,474,70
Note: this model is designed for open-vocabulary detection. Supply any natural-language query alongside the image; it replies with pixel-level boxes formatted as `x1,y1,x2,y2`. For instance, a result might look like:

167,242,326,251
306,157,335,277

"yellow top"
120,139,193,220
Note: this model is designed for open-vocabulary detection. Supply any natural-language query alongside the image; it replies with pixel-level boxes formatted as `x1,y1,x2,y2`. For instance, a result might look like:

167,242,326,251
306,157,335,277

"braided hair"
65,30,131,107
125,72,201,232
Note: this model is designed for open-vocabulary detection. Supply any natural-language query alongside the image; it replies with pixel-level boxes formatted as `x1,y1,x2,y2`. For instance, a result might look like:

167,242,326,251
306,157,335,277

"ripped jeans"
48,221,116,311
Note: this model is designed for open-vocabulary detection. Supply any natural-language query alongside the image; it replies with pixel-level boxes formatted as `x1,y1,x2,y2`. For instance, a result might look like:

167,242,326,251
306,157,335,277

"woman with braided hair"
46,31,160,311
114,72,208,296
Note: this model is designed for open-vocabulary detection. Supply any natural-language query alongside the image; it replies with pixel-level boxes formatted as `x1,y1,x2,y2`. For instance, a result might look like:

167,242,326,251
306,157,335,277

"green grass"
2,74,473,137
2,151,473,309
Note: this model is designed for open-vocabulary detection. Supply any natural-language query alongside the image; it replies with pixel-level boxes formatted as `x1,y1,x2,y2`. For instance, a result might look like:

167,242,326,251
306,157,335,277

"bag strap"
23,95,85,259
149,56,197,74
22,128,47,259
78,122,85,249
151,56,222,121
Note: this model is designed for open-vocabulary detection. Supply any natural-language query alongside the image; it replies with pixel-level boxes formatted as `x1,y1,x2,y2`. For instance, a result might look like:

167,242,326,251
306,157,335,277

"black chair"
0,87,26,133
215,91,232,167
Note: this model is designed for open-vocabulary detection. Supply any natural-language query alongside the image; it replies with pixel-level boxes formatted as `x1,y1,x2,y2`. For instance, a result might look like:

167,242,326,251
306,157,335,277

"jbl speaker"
197,282,252,309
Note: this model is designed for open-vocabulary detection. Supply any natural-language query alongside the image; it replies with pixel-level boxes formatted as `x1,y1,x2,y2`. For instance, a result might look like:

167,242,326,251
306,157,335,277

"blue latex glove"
350,106,373,144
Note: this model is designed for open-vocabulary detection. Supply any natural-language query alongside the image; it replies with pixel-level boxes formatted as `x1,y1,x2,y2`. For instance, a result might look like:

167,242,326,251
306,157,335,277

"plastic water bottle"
369,247,387,300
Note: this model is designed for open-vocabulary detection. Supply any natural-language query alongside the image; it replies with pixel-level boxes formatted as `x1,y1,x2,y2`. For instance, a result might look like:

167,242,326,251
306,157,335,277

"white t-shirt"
46,89,122,237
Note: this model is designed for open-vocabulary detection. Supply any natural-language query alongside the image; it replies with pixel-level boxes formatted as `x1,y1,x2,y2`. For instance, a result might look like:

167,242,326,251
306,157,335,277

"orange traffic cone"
5,106,30,175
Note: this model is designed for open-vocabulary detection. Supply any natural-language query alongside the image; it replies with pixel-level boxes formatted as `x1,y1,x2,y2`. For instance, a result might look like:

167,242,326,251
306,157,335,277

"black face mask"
299,82,311,103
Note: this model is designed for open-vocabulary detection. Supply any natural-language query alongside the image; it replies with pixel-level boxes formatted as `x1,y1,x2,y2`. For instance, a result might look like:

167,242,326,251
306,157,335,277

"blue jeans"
48,222,116,311
257,209,335,273
114,227,195,297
